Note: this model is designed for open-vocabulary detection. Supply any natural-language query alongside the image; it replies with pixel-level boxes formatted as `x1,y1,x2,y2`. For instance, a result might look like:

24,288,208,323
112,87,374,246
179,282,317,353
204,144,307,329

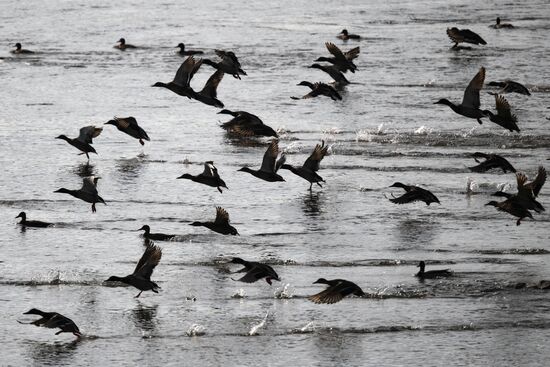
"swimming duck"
218,109,278,138
105,117,150,145
153,56,225,108
190,207,239,235
54,176,106,213
137,225,176,241
482,94,520,132
15,212,52,228
388,182,440,205
491,17,514,29
308,278,365,304
176,43,204,56
291,81,342,101
469,152,516,173
315,45,359,73
446,27,487,49
56,126,102,159
415,261,452,279
238,139,286,182
202,49,247,79
487,80,530,96
493,167,546,213
337,29,361,40
177,161,228,193
485,198,533,226
19,309,81,337
11,42,34,54
310,63,349,86
435,67,486,125
114,38,137,50
106,242,162,297
230,257,280,285
280,141,329,190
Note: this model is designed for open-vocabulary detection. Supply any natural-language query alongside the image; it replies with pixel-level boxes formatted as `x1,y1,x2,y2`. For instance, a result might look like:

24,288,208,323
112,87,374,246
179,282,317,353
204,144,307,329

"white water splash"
231,288,246,299
300,321,315,333
414,125,433,135
249,312,269,336
355,129,373,142
186,324,206,337
274,283,294,299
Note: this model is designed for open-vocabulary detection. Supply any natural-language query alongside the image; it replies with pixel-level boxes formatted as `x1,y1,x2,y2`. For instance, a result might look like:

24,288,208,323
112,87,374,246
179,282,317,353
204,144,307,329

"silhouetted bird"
315,45,359,73
54,176,106,213
190,207,239,235
218,109,278,138
280,141,329,190
388,182,440,205
106,243,162,297
15,212,52,228
114,38,137,50
493,167,546,214
435,67,486,125
230,257,280,285
138,225,176,241
487,80,530,96
491,17,514,29
19,309,81,337
238,139,286,182
177,161,228,193
176,43,203,56
485,198,533,226
202,49,246,79
469,152,516,173
483,94,520,132
105,116,150,145
308,278,365,304
310,63,349,86
415,261,452,279
291,81,342,101
56,126,103,159
11,42,34,54
337,29,361,40
446,27,486,49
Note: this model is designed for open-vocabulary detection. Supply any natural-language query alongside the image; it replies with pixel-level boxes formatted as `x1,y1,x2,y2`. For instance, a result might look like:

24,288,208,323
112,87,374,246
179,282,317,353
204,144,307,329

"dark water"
1,0,549,366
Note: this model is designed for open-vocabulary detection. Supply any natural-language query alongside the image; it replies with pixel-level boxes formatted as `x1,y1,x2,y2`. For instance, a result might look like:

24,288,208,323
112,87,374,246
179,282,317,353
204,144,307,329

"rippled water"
1,0,549,366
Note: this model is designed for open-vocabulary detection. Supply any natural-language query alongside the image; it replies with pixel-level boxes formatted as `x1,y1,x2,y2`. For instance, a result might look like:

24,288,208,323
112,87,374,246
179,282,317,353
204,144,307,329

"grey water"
1,0,550,365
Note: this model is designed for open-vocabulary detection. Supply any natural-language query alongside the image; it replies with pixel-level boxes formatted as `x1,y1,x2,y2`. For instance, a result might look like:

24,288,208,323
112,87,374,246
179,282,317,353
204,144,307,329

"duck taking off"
483,95,520,132
54,176,106,213
177,161,228,193
388,182,440,205
230,258,280,285
315,45,359,73
434,67,486,125
202,49,247,79
15,212,52,228
105,116,150,145
190,207,239,235
218,109,278,138
309,63,350,86
280,141,329,190
469,152,516,173
106,243,162,298
493,167,546,214
446,27,486,49
56,126,103,160
308,278,365,304
291,81,342,101
19,309,81,337
415,261,452,279
238,139,286,182
487,80,530,96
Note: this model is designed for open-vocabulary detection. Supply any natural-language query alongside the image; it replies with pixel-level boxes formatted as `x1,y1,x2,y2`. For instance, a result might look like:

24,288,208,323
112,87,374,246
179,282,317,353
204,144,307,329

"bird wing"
215,50,241,67
133,243,162,280
461,67,485,109
201,161,216,178
325,42,346,62
344,46,360,60
214,206,230,225
43,314,76,331
303,141,328,172
389,190,423,204
174,56,202,86
200,70,224,98
114,116,138,129
81,177,99,194
494,95,516,122
77,126,102,144
308,281,346,304
527,166,547,197
446,28,463,43
237,266,266,283
260,140,279,173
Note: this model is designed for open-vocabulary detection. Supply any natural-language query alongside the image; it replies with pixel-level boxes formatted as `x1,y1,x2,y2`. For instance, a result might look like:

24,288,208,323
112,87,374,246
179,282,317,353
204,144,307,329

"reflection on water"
394,218,437,249
312,330,364,366
72,162,95,178
301,191,324,217
130,303,158,332
26,339,80,366
115,155,147,184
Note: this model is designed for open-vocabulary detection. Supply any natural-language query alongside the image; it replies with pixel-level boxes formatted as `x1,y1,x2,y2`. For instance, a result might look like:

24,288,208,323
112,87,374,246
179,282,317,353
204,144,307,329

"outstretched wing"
461,67,485,109
259,140,279,173
133,243,162,280
325,42,346,62
303,141,328,172
77,126,102,144
201,161,216,178
527,166,546,197
214,206,230,225
81,176,99,194
174,56,202,87
200,70,224,98
344,46,360,60
494,95,516,122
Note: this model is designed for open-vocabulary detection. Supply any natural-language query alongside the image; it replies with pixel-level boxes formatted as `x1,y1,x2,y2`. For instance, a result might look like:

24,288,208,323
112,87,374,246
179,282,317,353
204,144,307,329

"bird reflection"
130,303,158,332
72,162,95,178
312,330,363,365
115,155,146,184
26,339,80,365
301,191,324,217
394,218,437,249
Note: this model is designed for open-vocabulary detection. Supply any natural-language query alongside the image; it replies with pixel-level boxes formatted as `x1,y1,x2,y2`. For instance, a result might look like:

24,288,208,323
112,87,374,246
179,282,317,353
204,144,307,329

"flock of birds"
10,19,547,338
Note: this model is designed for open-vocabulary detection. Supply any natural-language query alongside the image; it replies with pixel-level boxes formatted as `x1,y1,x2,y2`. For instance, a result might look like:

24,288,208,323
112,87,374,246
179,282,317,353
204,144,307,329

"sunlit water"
1,0,549,366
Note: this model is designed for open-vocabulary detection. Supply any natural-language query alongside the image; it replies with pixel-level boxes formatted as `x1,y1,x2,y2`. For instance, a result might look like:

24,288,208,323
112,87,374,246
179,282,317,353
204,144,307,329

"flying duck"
114,38,137,50
310,63,350,86
54,176,106,213
280,141,329,190
435,67,486,125
202,49,247,79
11,42,34,54
15,212,52,228
176,43,203,56
469,152,516,173
491,17,514,29
482,94,520,132
230,257,280,285
137,225,176,241
238,139,286,182
337,29,361,40
190,207,239,235
415,261,452,279
485,198,533,226
308,278,365,304
446,27,486,49
106,243,162,297
388,182,440,205
218,109,278,138
105,116,150,145
56,126,102,159
19,309,81,337
177,161,228,193
487,80,530,96
493,167,546,214
291,81,342,101
315,45,359,73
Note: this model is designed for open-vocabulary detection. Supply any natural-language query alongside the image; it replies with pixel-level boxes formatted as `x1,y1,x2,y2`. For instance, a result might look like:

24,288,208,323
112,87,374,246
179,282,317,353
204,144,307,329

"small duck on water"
137,225,176,241
415,261,452,279
114,38,137,50
176,43,203,56
11,42,34,54
491,17,514,29
15,212,52,228
18,309,81,337
337,29,361,41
